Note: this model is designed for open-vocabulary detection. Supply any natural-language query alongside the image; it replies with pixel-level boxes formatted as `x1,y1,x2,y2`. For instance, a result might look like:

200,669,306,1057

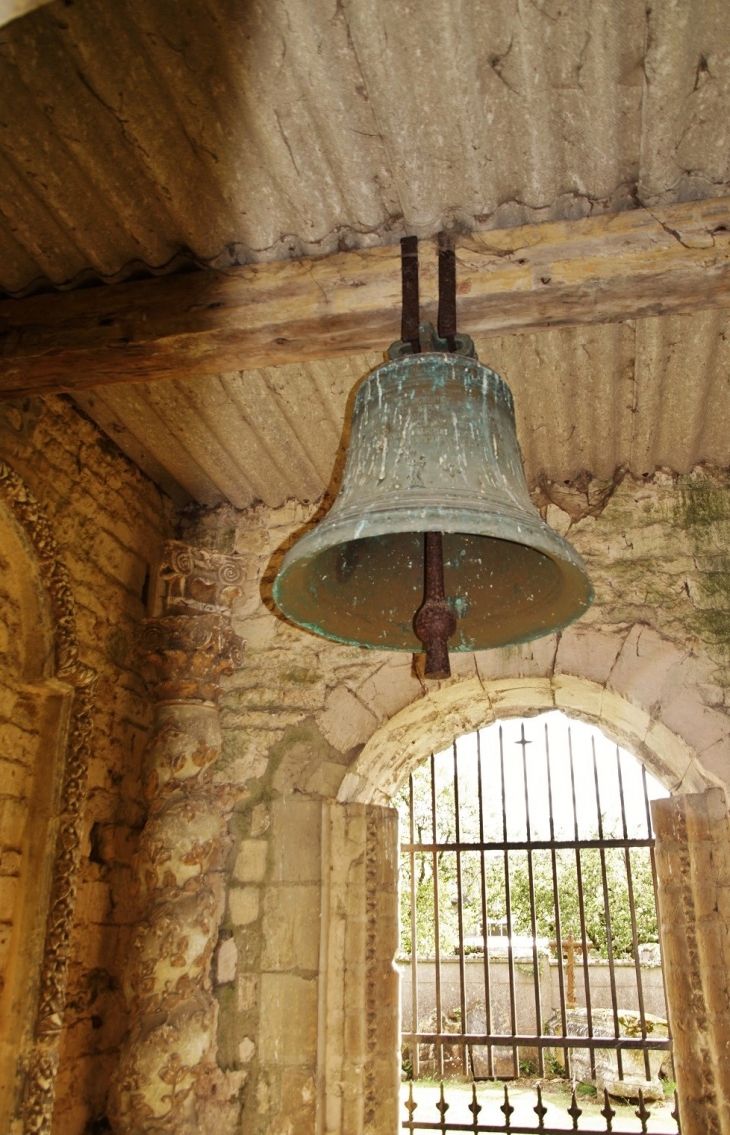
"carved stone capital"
140,614,244,705
158,541,244,617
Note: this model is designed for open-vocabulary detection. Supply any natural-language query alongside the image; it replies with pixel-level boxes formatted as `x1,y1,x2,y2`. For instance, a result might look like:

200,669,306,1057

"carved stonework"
140,614,243,706
0,459,97,1135
112,543,244,1135
364,809,379,1131
0,460,94,686
22,683,96,1135
158,540,244,617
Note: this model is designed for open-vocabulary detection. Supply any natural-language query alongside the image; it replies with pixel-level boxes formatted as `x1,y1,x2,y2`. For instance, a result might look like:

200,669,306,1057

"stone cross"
550,933,594,1009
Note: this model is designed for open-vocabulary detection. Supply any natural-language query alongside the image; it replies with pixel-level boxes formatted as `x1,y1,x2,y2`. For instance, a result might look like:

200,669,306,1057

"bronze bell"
273,340,593,664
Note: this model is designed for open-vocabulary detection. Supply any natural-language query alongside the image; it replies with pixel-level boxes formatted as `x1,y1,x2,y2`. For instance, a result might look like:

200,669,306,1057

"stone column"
652,788,730,1135
317,802,400,1135
112,542,244,1134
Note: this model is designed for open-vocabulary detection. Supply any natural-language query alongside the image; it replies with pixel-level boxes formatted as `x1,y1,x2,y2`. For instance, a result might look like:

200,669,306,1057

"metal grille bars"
398,714,678,1134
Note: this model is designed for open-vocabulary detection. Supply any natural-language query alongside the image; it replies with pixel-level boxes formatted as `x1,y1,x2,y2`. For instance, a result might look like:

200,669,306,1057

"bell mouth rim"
273,523,594,654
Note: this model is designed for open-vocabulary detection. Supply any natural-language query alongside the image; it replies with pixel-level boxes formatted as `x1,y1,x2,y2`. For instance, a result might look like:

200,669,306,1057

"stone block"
262,885,321,972
229,887,260,926
607,625,681,710
661,697,730,762
234,840,268,883
355,656,423,723
317,685,378,753
553,674,603,719
0,757,30,799
0,848,20,875
599,689,650,748
270,797,321,884
644,719,694,790
72,880,111,925
250,803,270,837
475,636,557,682
303,759,347,799
555,624,626,685
259,973,318,1065
488,677,553,716
216,936,238,984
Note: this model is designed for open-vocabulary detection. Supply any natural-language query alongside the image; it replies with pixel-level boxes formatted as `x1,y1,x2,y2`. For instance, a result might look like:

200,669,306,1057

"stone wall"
3,389,730,1135
401,957,669,1035
0,395,174,1134
175,463,730,1134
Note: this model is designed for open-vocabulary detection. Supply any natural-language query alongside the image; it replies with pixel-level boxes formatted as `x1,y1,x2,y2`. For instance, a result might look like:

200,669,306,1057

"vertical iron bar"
592,737,624,1080
616,747,652,1079
469,1081,481,1131
453,741,468,1075
476,731,495,1079
409,773,421,1079
437,230,457,351
400,235,421,351
520,723,544,1075
545,725,569,1077
431,753,444,1079
568,729,595,1079
437,1081,449,1134
500,726,519,1078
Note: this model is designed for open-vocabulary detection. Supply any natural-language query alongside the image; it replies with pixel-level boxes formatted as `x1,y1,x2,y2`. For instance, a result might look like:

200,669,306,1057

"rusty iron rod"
401,234,421,351
438,230,458,351
414,532,456,679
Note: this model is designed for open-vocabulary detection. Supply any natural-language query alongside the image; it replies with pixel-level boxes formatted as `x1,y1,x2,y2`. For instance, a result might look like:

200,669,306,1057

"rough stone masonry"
2,392,730,1133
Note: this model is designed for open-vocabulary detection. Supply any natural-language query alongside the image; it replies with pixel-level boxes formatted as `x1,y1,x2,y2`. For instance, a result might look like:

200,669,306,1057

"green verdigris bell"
273,351,592,656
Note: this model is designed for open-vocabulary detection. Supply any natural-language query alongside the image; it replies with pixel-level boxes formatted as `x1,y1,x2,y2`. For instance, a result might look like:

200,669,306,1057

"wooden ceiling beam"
1,197,730,399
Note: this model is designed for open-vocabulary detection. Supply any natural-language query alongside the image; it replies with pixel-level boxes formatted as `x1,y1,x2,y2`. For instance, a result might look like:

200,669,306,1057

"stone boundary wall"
400,957,668,1032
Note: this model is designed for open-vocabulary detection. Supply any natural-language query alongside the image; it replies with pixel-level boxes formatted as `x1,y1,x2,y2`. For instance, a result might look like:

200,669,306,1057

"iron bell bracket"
387,321,476,361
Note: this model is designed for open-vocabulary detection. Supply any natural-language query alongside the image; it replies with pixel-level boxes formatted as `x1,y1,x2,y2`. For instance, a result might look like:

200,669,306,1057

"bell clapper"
414,532,457,679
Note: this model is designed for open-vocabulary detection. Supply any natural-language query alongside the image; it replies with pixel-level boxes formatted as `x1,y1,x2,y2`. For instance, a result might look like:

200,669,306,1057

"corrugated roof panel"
0,0,728,293
475,322,637,485
74,311,730,509
631,311,730,474
81,384,224,506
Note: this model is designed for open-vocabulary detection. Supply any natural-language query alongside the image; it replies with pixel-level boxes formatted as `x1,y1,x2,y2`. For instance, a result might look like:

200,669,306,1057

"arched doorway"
0,499,70,1130
324,666,725,1135
0,467,96,1135
397,711,678,1132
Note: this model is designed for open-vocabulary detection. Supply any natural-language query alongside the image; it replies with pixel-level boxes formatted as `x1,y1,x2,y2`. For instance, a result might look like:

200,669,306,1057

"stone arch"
325,638,729,1135
339,648,726,807
0,460,96,1135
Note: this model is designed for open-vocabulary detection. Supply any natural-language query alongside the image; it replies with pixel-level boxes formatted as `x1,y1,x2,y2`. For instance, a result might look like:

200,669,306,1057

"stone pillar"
111,542,244,1134
652,788,730,1135
317,802,400,1135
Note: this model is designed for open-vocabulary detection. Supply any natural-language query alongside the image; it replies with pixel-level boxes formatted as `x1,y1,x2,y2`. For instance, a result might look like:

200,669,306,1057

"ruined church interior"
1,1,730,1133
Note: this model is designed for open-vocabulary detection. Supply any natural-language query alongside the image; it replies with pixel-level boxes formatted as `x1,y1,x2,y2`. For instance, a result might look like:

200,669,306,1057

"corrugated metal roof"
72,310,730,508
4,0,730,506
0,0,728,295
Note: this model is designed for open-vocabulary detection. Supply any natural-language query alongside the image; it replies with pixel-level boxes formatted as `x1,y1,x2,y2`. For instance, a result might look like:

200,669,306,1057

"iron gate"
398,713,680,1134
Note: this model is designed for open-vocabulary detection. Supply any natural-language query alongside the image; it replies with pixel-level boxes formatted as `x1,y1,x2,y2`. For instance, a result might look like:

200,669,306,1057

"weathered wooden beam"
2,197,730,398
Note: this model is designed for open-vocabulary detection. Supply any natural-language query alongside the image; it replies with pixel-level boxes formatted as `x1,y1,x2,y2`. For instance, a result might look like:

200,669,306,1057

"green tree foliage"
397,764,658,961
